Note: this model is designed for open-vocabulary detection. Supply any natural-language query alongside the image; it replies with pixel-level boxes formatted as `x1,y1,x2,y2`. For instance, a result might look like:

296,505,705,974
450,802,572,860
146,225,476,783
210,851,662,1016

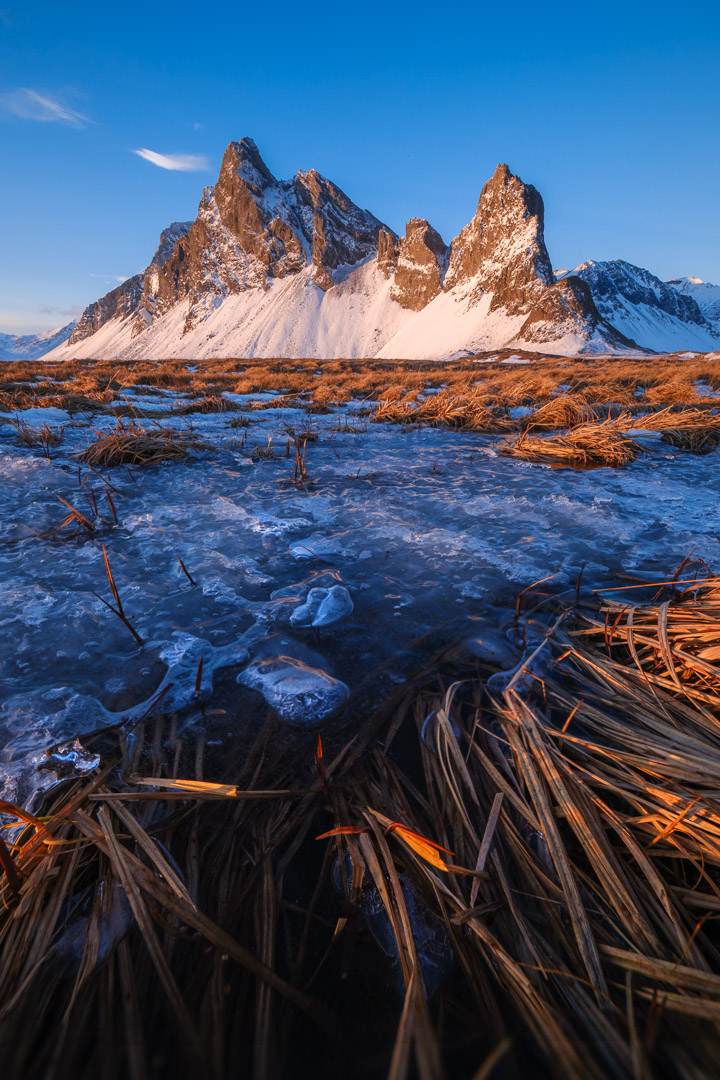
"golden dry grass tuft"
77,420,199,467
502,418,643,467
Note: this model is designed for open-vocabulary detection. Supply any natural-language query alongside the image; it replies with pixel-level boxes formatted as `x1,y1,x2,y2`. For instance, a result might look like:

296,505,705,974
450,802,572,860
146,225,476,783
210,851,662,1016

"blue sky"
1,0,718,334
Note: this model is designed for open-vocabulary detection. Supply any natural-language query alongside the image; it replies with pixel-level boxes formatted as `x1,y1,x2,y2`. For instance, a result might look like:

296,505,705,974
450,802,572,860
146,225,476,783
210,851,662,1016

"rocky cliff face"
390,218,448,311
444,163,553,311
517,276,638,350
70,222,192,344
69,274,145,343
377,228,399,278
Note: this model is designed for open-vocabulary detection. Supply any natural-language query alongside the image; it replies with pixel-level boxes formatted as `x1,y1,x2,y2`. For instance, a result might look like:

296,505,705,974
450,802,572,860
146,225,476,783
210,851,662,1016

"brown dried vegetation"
2,576,720,1077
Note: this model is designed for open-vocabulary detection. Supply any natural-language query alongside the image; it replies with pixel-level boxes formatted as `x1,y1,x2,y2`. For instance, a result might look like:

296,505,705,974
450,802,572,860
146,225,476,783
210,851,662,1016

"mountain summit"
43,140,720,361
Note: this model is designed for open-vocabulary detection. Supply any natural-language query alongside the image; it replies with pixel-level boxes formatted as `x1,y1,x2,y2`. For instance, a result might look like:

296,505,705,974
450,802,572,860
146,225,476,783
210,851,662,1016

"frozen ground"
1,389,719,808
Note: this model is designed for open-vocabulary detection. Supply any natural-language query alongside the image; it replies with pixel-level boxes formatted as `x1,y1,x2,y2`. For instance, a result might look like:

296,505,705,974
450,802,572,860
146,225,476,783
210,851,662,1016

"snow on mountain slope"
563,260,720,352
41,263,414,361
667,277,720,327
0,322,76,361
38,263,634,363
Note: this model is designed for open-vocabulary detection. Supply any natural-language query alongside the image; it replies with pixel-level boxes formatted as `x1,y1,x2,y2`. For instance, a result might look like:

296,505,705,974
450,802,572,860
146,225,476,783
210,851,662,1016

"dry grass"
625,405,720,431
3,352,720,423
661,427,720,453
524,394,598,429
502,418,643,467
173,394,236,415
2,574,720,1077
77,420,198,467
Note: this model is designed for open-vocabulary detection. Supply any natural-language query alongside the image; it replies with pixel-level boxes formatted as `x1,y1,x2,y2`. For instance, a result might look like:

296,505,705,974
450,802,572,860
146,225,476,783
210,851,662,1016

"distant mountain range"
26,139,720,361
0,322,76,361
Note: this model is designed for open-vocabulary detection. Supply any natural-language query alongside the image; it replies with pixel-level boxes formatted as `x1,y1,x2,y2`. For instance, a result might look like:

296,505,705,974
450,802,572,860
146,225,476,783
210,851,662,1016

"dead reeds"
524,393,598,429
502,418,643,467
661,427,720,453
173,394,236,415
10,419,64,456
77,419,196,467
3,573,720,1077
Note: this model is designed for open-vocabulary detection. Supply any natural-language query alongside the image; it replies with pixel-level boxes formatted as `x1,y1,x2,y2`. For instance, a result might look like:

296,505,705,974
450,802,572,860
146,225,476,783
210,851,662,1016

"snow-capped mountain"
37,140,720,361
0,321,76,361
557,261,720,353
666,277,720,327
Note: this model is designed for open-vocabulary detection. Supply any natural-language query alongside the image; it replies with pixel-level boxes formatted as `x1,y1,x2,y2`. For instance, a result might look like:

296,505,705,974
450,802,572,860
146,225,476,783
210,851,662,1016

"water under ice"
1,389,719,806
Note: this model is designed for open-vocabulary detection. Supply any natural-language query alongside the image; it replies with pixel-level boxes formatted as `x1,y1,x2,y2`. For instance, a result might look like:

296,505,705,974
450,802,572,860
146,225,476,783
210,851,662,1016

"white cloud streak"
0,88,91,126
133,148,209,172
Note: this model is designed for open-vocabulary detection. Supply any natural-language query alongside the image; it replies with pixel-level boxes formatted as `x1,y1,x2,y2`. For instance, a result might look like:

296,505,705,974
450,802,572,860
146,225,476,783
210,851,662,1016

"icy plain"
1,388,719,807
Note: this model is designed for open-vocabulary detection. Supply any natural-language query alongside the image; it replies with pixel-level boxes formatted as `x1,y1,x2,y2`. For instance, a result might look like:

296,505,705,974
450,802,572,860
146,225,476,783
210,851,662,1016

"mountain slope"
0,321,76,361
559,260,720,352
667,277,720,327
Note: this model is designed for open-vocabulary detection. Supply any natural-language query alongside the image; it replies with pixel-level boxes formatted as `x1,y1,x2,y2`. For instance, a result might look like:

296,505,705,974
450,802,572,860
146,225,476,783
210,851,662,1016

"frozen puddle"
2,391,720,805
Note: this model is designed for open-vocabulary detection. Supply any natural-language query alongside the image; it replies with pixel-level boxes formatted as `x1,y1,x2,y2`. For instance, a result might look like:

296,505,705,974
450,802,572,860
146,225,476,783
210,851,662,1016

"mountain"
666,277,720,327
37,140,720,361
68,222,193,344
556,261,720,353
0,321,76,361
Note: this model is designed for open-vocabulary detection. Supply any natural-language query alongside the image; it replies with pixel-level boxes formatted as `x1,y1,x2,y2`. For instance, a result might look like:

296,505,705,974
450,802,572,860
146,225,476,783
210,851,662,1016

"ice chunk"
237,633,348,725
290,584,353,628
313,585,353,627
289,587,328,627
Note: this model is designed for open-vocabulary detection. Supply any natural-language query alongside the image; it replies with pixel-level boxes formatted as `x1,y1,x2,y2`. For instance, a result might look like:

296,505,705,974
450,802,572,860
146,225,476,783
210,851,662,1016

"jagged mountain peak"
222,137,276,189
444,162,553,311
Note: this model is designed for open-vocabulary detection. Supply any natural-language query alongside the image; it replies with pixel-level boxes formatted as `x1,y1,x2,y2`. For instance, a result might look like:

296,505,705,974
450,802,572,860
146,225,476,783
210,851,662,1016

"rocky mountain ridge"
37,139,720,361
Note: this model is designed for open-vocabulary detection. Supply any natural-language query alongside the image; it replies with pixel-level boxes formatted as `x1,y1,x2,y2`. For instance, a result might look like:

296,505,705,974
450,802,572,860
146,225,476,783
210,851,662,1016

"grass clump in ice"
173,393,237,415
502,417,643,467
77,419,200,467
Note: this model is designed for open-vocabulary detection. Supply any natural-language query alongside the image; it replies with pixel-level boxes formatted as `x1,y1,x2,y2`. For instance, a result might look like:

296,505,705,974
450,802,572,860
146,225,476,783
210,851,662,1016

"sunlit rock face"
443,163,553,312
390,218,448,312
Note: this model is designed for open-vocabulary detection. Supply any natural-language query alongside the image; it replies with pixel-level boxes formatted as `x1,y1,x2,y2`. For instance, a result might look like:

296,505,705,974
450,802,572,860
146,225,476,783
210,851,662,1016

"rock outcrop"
390,218,448,311
377,228,399,278
444,163,553,312
517,276,639,351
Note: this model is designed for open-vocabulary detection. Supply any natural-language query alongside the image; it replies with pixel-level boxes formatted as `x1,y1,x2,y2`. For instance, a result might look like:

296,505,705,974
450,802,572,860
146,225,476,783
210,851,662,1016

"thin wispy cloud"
0,88,92,126
89,273,130,285
133,148,209,172
38,303,84,318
